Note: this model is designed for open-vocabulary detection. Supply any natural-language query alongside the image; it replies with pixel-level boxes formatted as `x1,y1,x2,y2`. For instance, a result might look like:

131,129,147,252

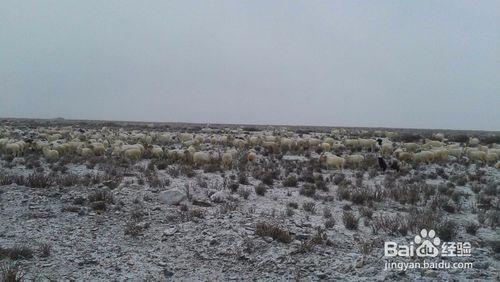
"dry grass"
255,222,292,243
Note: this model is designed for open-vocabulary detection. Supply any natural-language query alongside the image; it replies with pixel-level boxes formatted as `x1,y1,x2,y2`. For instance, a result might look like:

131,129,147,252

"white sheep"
321,142,331,152
432,149,449,162
43,147,59,162
447,148,463,159
380,142,393,156
90,142,106,156
247,150,257,162
403,143,419,152
150,145,164,158
80,148,94,158
397,152,413,162
324,137,335,145
423,140,444,150
124,148,142,160
344,139,359,149
248,136,261,147
193,151,210,165
179,133,193,143
467,149,486,162
478,145,489,152
433,133,445,141
221,152,233,168
308,138,321,147
346,154,364,168
158,133,172,144
320,153,345,170
469,137,480,147
414,151,434,163
280,137,294,150
496,161,500,169
5,143,21,157
358,139,377,151
486,152,498,163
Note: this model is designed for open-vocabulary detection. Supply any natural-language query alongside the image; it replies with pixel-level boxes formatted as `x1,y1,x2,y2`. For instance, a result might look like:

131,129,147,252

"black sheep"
390,159,400,172
378,156,387,172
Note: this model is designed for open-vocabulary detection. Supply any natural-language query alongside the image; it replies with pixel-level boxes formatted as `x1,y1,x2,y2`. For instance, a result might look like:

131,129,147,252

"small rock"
210,191,229,202
159,189,186,205
161,227,178,240
355,257,364,268
424,270,438,278
473,261,489,270
263,236,273,243
316,272,328,279
295,234,310,241
163,270,174,278
192,199,212,207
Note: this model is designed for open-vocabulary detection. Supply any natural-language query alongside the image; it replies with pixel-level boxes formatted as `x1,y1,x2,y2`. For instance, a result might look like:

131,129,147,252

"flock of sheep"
1,124,500,170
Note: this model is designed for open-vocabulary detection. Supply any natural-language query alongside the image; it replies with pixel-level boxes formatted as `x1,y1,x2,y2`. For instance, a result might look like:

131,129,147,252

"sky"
1,1,499,131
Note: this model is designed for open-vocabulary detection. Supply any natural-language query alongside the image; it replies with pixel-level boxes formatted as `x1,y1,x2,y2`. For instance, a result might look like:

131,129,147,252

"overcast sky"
1,1,499,130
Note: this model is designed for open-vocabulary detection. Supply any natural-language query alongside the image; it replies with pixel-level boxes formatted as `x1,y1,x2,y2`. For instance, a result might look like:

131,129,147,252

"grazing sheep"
280,138,294,151
469,137,480,146
233,138,247,149
90,142,106,156
296,138,308,149
397,152,413,162
432,149,449,162
193,135,204,146
346,154,364,168
403,143,418,152
486,152,498,163
43,147,59,162
380,142,393,156
321,142,331,152
434,133,445,141
167,149,185,161
447,148,463,158
344,139,359,150
265,135,277,142
262,141,278,153
5,143,21,157
80,148,94,158
389,158,400,172
393,148,404,158
222,152,233,168
414,151,435,163
193,151,210,165
0,138,9,150
124,148,142,161
496,161,500,169
150,145,164,158
248,136,261,146
324,137,335,145
179,133,193,143
48,134,62,142
331,142,345,151
158,133,172,144
423,140,444,150
467,149,486,162
247,150,257,162
478,145,489,152
358,139,377,151
320,153,345,170
308,138,321,147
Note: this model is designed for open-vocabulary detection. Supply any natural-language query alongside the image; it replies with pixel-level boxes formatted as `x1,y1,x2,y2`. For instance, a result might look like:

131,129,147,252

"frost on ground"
0,121,499,281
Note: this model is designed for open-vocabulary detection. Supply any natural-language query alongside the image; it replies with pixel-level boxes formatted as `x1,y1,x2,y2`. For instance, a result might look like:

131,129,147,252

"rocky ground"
0,156,499,281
